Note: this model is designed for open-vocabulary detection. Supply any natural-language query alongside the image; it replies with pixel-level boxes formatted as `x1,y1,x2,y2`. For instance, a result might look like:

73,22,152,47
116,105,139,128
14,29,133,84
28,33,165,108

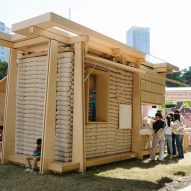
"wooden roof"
0,12,178,73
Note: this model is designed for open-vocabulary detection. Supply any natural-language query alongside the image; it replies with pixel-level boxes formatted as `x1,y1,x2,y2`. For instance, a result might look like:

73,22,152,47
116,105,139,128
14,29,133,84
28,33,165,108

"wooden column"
132,71,143,159
2,49,17,164
72,42,85,172
41,40,58,174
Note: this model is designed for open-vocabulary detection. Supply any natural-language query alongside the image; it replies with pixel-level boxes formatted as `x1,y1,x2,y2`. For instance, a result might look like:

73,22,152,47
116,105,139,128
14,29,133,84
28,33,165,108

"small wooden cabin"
0,13,178,174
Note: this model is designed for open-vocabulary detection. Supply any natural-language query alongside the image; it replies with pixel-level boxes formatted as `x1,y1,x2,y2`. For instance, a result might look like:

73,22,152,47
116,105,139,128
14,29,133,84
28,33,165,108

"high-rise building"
0,21,10,62
126,26,150,54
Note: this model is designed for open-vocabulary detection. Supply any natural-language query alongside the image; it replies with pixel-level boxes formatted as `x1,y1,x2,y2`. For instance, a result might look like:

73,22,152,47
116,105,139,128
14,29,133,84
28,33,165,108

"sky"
1,0,191,69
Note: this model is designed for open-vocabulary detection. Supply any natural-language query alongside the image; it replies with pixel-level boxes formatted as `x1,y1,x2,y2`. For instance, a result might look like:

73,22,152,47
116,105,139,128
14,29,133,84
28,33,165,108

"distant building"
165,87,191,128
0,21,10,62
126,26,150,54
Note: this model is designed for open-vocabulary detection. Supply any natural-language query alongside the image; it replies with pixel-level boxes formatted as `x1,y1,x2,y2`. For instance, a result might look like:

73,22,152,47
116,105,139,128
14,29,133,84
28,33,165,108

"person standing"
150,113,166,161
165,115,173,159
172,114,184,159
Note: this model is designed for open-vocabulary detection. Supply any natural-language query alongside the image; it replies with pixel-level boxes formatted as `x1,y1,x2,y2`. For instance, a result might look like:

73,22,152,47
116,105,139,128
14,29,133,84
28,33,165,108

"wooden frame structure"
0,12,178,173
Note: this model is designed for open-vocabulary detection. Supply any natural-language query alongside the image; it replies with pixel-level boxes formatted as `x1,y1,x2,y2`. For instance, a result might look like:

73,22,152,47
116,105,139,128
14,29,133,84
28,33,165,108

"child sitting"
25,138,42,173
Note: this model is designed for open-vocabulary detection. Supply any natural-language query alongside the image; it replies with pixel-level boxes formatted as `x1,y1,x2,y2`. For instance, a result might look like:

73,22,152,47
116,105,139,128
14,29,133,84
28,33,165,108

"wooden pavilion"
0,12,178,173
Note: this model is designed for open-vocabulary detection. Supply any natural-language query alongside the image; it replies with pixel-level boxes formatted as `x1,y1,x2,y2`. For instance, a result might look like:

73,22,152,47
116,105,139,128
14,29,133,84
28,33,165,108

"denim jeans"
165,135,173,157
172,133,176,155
175,134,184,158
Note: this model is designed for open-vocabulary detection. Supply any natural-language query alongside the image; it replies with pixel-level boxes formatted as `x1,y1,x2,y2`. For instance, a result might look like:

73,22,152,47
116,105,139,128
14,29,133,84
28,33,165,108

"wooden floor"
8,154,80,173
7,152,138,173
86,152,137,168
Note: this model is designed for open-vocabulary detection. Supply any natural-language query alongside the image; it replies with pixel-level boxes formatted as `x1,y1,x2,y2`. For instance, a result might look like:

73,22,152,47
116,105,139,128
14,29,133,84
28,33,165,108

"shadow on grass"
174,171,186,176
157,176,173,187
0,164,167,191
86,155,179,173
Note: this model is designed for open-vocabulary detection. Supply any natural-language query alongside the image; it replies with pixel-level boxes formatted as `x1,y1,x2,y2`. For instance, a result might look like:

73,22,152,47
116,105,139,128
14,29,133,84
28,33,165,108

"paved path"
179,184,191,191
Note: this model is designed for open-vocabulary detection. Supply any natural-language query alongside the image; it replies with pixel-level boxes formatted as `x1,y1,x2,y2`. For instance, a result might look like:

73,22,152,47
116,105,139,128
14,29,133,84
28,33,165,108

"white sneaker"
25,168,31,172
30,169,35,173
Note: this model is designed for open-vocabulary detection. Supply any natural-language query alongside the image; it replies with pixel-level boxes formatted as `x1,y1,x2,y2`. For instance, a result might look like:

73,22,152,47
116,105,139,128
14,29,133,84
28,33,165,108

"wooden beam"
72,42,85,172
70,35,89,44
88,40,113,55
14,37,48,49
41,40,58,174
112,48,137,63
0,39,14,48
166,78,190,87
85,55,146,74
132,66,143,159
0,31,12,41
29,26,70,44
2,49,17,164
12,12,145,59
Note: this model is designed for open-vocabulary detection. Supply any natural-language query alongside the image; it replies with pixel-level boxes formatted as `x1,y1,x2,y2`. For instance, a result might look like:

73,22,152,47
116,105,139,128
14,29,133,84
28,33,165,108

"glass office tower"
126,26,150,54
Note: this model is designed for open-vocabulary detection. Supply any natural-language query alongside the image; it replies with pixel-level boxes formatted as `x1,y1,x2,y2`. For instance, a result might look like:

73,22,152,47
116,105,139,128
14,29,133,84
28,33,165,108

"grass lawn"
1,152,191,191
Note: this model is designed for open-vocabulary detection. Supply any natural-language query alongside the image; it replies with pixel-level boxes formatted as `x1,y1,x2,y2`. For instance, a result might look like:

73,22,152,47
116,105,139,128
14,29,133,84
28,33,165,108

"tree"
0,60,8,80
181,66,191,85
166,66,191,87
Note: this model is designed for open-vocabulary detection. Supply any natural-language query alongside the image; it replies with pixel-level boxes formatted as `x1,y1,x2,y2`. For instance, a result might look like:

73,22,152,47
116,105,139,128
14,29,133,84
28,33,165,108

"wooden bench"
48,161,80,173
8,154,41,167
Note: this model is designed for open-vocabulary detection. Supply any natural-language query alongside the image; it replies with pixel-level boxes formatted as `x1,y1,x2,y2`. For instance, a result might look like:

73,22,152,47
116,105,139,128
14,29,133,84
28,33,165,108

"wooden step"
8,154,40,167
48,161,80,173
86,152,137,167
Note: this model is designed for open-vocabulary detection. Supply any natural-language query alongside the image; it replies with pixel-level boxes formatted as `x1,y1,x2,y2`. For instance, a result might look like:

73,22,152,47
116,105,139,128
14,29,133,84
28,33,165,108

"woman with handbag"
171,113,184,159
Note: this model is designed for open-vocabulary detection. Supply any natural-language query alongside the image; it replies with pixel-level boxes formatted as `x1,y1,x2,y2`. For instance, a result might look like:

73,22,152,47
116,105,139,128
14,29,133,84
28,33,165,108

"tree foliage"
166,66,191,87
0,60,8,80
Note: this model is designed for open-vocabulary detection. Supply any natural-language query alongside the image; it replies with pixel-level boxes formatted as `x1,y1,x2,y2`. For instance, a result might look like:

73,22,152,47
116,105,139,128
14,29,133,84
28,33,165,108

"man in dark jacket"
150,113,166,161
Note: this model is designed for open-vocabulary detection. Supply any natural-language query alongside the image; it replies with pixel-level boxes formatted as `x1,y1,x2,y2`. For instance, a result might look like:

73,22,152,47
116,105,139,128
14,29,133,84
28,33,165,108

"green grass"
1,152,191,191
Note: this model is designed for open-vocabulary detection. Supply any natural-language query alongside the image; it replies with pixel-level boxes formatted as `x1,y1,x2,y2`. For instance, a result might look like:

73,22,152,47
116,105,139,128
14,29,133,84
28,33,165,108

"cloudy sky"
1,0,191,69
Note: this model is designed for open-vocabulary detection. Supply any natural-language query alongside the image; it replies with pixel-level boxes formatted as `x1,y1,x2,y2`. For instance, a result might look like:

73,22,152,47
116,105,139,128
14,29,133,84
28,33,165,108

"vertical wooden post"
2,48,17,164
41,40,58,174
132,71,143,159
72,42,85,172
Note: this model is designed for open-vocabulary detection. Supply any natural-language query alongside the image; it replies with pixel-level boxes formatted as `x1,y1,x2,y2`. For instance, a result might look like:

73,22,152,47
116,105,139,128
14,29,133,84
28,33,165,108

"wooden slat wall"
16,56,48,155
55,52,74,162
85,60,133,159
140,72,165,105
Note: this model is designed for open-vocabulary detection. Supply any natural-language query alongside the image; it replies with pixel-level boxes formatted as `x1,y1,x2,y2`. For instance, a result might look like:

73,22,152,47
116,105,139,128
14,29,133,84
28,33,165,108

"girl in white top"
171,114,184,159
